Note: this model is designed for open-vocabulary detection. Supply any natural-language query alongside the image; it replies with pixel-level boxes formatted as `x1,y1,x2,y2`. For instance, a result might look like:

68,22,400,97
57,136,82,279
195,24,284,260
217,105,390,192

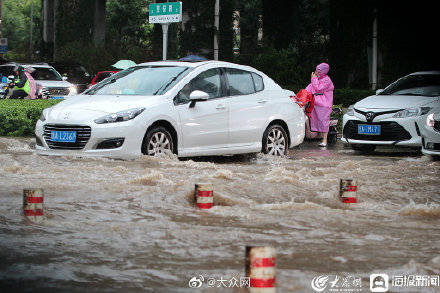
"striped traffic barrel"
246,246,276,291
195,183,214,209
23,189,44,223
339,179,357,203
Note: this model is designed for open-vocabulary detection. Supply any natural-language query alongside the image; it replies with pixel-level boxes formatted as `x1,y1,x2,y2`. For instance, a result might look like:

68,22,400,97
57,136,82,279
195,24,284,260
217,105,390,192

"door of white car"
174,68,229,151
225,68,268,146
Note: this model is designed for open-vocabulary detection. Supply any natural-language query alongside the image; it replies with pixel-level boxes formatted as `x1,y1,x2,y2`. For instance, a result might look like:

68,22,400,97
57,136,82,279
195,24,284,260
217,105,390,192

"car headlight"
94,108,145,124
69,86,77,95
39,109,48,122
346,105,354,116
426,113,435,127
392,107,431,118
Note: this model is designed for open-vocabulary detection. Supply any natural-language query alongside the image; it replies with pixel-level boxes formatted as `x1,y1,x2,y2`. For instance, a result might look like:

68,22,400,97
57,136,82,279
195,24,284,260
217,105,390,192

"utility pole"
30,0,34,60
371,8,378,90
213,0,219,60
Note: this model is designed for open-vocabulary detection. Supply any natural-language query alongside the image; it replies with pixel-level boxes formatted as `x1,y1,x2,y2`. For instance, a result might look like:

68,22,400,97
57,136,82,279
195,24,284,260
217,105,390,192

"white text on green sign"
149,2,182,24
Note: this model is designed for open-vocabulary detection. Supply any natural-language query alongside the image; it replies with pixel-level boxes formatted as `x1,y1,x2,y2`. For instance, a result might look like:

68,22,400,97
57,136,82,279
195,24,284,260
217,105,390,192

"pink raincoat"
305,63,334,132
24,71,37,99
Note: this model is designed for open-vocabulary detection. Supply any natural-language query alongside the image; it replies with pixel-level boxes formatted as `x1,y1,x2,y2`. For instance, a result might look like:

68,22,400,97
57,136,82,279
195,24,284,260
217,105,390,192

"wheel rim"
267,128,286,156
147,132,172,156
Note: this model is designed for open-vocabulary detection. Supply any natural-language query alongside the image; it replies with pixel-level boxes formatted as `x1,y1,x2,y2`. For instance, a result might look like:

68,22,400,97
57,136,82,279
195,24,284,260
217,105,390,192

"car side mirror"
376,89,384,95
62,76,68,81
189,90,209,108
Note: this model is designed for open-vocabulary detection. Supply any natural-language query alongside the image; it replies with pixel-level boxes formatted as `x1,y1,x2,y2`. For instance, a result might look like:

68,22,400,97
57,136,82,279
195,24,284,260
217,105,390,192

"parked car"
90,70,119,86
420,108,440,157
0,63,77,99
35,60,305,159
49,62,91,93
342,71,440,152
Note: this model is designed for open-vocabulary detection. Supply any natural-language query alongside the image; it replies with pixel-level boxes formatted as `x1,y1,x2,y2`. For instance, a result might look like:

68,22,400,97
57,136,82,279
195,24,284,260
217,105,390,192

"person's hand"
311,72,315,78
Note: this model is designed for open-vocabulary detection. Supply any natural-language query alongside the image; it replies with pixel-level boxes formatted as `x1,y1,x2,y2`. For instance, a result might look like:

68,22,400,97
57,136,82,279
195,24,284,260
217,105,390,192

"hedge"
0,100,61,136
283,86,375,107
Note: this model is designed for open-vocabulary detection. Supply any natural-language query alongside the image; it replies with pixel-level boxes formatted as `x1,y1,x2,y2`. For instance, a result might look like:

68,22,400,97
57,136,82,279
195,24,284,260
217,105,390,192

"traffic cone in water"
23,189,44,223
339,179,357,203
194,183,214,209
246,246,276,292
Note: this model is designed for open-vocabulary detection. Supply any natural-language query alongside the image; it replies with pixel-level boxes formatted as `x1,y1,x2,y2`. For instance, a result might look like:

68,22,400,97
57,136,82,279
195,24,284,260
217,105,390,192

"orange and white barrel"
23,189,44,223
339,179,357,203
195,183,214,209
246,246,276,292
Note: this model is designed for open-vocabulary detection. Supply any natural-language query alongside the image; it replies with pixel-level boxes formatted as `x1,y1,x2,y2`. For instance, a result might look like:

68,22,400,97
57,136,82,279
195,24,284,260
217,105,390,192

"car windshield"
31,67,63,81
85,66,191,96
380,74,440,97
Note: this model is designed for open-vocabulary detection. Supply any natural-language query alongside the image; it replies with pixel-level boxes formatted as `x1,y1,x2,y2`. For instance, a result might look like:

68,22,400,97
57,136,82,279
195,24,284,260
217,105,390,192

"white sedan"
420,108,440,157
35,60,305,159
342,71,440,152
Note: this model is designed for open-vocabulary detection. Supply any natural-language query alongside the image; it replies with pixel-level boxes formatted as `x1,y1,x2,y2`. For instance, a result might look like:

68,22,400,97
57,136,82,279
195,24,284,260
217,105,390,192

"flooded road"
0,137,439,292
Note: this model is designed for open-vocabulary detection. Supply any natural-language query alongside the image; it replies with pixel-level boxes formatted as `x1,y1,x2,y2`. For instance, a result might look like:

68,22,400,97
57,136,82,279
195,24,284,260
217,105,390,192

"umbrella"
112,60,137,70
179,55,207,62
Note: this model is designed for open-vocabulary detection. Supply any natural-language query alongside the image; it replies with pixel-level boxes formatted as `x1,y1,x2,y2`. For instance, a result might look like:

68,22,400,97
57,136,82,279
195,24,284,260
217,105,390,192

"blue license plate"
51,131,77,142
358,124,381,135
50,96,64,100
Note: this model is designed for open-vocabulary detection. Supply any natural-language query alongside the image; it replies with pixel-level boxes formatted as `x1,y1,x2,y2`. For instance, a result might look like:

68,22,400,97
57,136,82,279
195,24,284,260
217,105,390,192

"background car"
0,63,77,99
420,108,440,157
90,70,119,86
49,62,92,93
342,71,440,152
35,60,305,159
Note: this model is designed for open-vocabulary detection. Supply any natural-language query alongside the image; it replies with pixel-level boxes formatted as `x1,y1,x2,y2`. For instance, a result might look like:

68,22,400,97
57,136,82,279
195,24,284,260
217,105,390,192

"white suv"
0,63,76,99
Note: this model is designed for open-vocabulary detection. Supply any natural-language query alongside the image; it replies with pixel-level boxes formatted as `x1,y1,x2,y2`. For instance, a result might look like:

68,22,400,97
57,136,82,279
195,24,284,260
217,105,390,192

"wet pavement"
0,137,439,292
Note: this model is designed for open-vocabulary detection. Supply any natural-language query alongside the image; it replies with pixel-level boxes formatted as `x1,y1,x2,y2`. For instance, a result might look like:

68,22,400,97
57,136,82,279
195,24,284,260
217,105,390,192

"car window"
175,68,222,104
31,67,63,81
0,66,15,77
226,68,256,96
252,73,264,92
380,74,440,97
85,66,190,96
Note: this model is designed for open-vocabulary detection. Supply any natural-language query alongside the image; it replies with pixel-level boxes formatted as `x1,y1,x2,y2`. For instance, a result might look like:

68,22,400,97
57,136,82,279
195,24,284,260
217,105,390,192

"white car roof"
0,63,53,69
409,70,440,75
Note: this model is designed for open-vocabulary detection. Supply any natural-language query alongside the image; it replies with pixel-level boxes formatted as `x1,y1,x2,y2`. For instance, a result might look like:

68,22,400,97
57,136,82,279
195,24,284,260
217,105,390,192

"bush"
0,100,61,136
283,86,375,107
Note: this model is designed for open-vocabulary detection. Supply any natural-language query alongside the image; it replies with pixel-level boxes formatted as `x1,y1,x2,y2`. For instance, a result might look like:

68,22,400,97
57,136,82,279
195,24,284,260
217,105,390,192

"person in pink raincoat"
305,63,334,147
24,67,37,99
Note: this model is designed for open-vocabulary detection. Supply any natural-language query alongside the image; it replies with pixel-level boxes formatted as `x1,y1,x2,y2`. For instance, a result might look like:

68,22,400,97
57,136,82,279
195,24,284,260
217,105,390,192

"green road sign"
149,2,182,24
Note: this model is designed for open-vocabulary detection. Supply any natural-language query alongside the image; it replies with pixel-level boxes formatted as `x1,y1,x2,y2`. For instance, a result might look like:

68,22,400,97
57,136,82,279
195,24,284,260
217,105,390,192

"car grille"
43,87,70,96
43,124,91,150
434,120,440,132
343,120,412,141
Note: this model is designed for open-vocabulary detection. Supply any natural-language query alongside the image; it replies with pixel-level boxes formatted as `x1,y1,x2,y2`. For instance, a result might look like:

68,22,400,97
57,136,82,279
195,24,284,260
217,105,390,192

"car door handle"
258,100,268,104
216,105,226,110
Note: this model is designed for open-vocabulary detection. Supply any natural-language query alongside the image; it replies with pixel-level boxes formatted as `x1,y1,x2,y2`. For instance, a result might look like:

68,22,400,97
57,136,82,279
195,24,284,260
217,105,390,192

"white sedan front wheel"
142,126,174,156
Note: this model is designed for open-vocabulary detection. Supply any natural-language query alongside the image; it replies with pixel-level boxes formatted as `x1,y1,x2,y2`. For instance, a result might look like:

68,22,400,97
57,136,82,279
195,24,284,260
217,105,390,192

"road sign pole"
162,23,169,61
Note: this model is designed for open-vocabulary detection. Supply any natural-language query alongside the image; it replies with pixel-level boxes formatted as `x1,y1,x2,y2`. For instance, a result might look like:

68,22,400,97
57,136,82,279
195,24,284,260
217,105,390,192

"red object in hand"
294,89,315,119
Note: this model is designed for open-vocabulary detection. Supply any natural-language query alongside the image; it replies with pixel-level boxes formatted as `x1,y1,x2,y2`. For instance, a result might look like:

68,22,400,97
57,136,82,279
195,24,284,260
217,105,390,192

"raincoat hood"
316,63,329,78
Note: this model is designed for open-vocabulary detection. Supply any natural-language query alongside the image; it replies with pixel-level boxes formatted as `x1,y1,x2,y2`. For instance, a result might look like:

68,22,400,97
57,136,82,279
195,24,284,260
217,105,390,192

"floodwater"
0,137,439,292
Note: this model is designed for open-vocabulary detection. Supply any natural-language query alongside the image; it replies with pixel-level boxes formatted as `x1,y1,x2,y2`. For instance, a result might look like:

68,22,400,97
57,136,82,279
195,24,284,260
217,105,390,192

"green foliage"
0,100,61,136
2,0,42,61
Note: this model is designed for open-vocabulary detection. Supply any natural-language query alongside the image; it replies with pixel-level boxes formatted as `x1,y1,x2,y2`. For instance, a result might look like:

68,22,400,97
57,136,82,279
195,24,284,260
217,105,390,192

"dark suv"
49,62,92,93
